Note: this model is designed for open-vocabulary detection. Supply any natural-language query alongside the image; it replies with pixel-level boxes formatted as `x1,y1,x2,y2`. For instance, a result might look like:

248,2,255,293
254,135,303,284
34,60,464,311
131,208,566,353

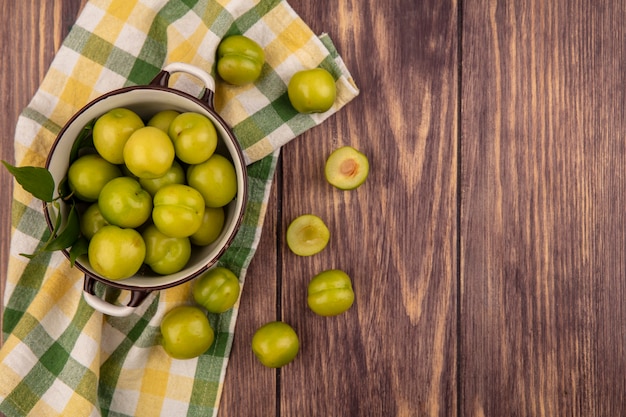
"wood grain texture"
461,0,626,415
0,0,86,342
275,1,459,416
220,0,460,415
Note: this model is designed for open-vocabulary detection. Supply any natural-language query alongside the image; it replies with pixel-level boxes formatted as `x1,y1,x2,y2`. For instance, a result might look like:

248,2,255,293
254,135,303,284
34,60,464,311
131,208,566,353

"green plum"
139,160,186,197
217,35,265,86
307,269,355,316
186,154,237,208
168,112,217,165
98,177,152,229
93,108,144,164
67,154,122,202
147,110,181,133
287,68,336,113
285,214,330,256
251,321,299,368
192,266,241,313
152,184,205,238
80,203,109,240
142,224,191,275
190,206,225,246
88,225,146,280
123,126,175,179
324,146,369,190
160,306,214,359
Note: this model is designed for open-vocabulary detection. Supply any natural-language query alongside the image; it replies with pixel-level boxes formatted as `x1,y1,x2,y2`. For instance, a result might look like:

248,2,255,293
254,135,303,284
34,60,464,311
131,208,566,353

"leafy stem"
3,118,96,264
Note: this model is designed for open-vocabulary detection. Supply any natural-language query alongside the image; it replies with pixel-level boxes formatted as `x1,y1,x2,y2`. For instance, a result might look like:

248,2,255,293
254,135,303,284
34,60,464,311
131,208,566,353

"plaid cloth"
0,0,358,416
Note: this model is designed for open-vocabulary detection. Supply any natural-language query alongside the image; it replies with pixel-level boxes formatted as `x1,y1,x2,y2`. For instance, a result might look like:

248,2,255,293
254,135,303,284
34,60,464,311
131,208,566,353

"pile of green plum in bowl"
44,62,248,316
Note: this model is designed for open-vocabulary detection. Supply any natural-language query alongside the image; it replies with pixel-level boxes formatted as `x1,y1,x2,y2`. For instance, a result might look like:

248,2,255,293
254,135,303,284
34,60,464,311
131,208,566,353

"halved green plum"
286,214,330,256
324,146,369,190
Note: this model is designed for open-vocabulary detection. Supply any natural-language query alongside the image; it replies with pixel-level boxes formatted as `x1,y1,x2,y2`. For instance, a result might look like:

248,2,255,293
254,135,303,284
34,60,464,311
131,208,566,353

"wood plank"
218,160,280,416
279,0,459,415
0,9,86,417
461,0,626,415
0,0,86,343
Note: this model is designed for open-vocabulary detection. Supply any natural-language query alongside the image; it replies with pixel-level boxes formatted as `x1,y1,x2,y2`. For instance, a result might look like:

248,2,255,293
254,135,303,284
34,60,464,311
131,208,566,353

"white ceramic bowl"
44,63,248,317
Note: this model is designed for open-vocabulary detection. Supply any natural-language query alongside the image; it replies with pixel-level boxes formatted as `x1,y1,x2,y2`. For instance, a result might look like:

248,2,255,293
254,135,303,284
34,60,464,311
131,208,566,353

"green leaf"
2,161,55,202
69,118,96,164
69,236,89,267
58,175,73,201
45,201,63,244
42,203,81,252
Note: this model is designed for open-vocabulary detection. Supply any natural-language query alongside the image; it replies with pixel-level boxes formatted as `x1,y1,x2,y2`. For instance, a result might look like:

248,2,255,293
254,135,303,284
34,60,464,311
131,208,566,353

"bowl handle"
150,62,216,109
82,275,151,317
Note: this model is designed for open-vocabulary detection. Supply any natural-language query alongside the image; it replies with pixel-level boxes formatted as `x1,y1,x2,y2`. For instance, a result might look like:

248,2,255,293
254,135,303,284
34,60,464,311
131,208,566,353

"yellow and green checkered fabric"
0,0,359,416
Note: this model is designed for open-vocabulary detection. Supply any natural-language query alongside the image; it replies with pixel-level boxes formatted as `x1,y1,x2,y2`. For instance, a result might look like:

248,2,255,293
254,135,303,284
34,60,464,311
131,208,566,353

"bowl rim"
43,83,249,293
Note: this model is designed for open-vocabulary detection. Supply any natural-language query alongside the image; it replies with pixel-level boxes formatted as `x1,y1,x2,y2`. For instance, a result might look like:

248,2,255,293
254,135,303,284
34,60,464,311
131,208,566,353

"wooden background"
2,0,626,416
